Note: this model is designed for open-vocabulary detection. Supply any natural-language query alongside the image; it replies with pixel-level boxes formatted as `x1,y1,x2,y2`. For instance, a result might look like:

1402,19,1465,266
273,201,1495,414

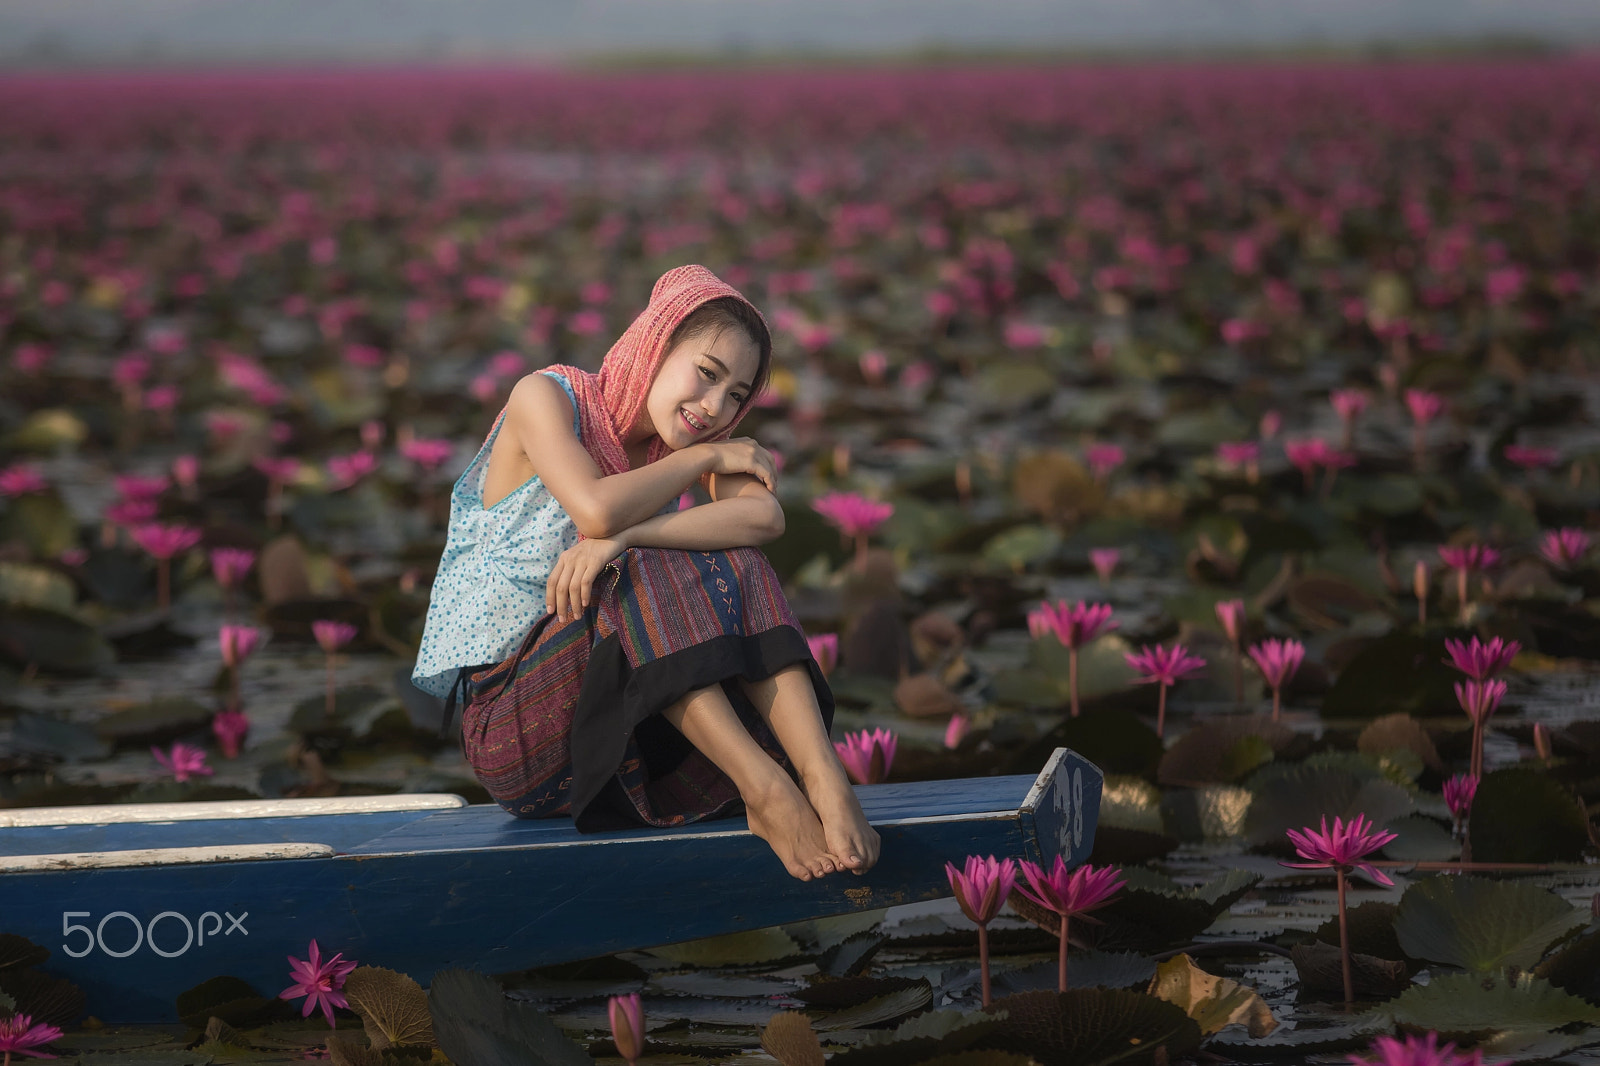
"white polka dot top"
411,370,584,698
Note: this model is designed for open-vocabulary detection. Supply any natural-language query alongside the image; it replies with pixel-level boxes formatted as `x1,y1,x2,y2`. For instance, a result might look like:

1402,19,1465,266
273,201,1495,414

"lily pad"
1535,931,1600,1002
1313,901,1411,967
175,975,278,1030
1357,713,1443,774
0,561,75,612
0,966,86,1028
1381,971,1600,1034
344,965,435,1049
1093,868,1260,953
649,927,804,967
1243,757,1412,848
827,1007,1000,1066
980,524,1062,573
795,977,929,1011
0,934,50,972
819,931,886,978
1380,815,1459,862
762,1011,824,1066
428,968,592,1066
0,492,78,559
1393,875,1590,973
1321,632,1461,719
995,952,1155,994
1157,715,1293,786
1469,767,1592,863
0,604,115,674
979,988,1202,1066
1288,941,1409,998
1035,711,1163,779
813,980,933,1031
1159,785,1252,842
95,697,213,747
1207,1017,1390,1061
5,712,111,761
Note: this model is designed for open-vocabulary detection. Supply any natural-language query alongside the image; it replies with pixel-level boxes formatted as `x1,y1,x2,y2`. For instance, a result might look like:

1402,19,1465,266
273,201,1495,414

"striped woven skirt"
459,545,833,831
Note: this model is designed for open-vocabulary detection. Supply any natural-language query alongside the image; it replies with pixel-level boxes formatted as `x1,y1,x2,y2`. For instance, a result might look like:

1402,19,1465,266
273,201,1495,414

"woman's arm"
508,374,777,540
543,473,783,621
614,472,784,551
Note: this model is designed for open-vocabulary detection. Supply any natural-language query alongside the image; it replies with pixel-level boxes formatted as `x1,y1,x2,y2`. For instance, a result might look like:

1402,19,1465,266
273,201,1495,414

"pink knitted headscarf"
537,264,769,476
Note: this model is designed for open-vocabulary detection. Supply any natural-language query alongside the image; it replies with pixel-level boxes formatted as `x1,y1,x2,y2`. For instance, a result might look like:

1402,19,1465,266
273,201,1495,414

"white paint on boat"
0,842,334,872
0,793,467,828
1019,746,1067,817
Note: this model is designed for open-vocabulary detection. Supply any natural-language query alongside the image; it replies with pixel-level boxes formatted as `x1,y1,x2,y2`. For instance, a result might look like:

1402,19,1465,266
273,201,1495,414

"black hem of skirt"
568,624,833,832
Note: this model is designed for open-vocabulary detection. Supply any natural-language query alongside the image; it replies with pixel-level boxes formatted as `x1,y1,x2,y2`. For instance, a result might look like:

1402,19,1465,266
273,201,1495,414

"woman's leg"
662,681,841,881
740,664,881,874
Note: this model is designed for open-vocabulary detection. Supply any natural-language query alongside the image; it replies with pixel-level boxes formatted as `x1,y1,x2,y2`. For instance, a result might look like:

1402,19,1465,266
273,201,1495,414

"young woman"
413,264,879,880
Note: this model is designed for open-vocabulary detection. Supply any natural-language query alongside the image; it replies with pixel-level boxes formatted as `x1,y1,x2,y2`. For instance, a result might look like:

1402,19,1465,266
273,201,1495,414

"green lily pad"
1097,775,1164,834
795,977,929,1011
95,697,214,747
1321,632,1461,719
175,975,277,1030
995,952,1156,994
1313,901,1411,967
818,931,886,979
1156,407,1250,450
7,712,111,761
977,363,1056,409
1093,868,1260,953
814,980,933,1031
1535,931,1600,1003
0,966,85,1029
1159,785,1253,842
0,561,75,612
0,604,114,674
649,927,803,967
1393,875,1590,973
0,492,78,559
1026,634,1140,704
1288,940,1409,997
1469,768,1592,863
0,934,49,972
979,988,1202,1066
1346,473,1427,516
1379,815,1459,862
1157,715,1293,787
1037,711,1163,779
428,969,592,1066
1243,757,1412,848
1207,1017,1390,1061
827,1007,1000,1066
1478,1028,1600,1063
1381,971,1600,1035
980,524,1061,573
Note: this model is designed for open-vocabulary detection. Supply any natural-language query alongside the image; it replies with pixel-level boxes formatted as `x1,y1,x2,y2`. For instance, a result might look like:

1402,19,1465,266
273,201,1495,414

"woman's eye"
700,366,716,381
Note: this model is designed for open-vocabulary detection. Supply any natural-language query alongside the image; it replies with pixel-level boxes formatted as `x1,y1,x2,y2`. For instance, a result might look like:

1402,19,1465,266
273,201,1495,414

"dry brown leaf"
342,966,435,1050
258,535,312,605
761,1010,824,1066
1012,450,1103,526
910,610,965,669
893,673,965,719
1147,954,1277,1038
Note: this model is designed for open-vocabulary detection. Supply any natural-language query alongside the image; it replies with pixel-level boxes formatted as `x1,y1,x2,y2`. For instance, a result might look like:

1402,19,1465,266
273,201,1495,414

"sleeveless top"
411,370,584,698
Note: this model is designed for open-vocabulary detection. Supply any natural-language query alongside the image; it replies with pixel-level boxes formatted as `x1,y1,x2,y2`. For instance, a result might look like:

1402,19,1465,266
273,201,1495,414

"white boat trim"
0,842,334,872
1019,747,1068,816
0,794,467,828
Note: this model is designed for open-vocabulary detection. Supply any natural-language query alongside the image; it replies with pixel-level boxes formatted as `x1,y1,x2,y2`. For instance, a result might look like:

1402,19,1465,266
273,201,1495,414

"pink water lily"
212,708,250,759
944,712,970,750
811,491,893,567
1034,600,1117,718
152,741,213,783
1437,544,1500,619
1014,858,1125,991
113,473,169,500
1215,598,1246,706
1248,638,1306,722
1455,679,1507,780
1124,642,1205,737
807,632,838,677
210,547,256,587
1284,813,1398,1008
1088,547,1120,585
314,620,359,718
280,939,358,1028
0,464,49,498
130,522,202,610
1540,527,1591,571
1349,1031,1505,1066
945,855,1017,1007
834,727,897,785
400,436,455,471
0,1012,63,1063
1404,388,1446,425
1443,773,1477,837
1330,388,1369,450
1503,443,1560,470
326,450,378,491
1215,440,1259,472
1084,442,1124,482
219,624,261,709
1442,635,1519,681
608,992,644,1066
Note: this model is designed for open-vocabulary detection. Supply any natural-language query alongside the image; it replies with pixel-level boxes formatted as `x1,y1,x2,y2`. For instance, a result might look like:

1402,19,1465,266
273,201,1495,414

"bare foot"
802,766,881,874
744,774,841,881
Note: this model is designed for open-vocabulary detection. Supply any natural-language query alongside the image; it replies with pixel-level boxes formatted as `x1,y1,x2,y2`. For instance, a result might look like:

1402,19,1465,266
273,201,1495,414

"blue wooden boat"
0,747,1100,1023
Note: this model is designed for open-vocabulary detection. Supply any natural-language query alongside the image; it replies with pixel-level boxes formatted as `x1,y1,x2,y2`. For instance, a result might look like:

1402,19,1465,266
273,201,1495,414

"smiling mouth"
681,409,708,433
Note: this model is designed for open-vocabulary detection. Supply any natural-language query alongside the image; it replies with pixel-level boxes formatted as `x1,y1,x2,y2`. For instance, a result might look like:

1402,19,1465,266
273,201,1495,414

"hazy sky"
4,0,1600,66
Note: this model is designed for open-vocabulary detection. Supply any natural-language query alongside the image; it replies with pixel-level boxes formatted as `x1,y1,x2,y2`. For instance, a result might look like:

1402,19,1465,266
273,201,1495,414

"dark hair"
666,296,773,410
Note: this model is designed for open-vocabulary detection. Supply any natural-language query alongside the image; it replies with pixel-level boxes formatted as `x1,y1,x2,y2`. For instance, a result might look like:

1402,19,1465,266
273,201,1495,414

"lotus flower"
1259,410,1282,440
1085,442,1124,482
1330,388,1369,450
807,632,838,677
172,454,199,491
944,712,970,749
1283,438,1328,491
1533,722,1553,765
220,624,261,710
400,437,455,472
811,491,893,567
1215,441,1259,479
1014,859,1125,991
1348,1030,1504,1066
326,451,377,491
1442,636,1519,681
1089,547,1120,585
314,620,359,718
131,522,202,610
1437,544,1500,619
1247,638,1305,722
279,939,358,1028
1284,813,1398,1007
1455,678,1507,779
0,464,48,498
608,993,644,1066
945,855,1017,1007
834,727,896,785
0,1012,63,1064
1405,389,1447,468
1443,773,1477,840
210,547,256,615
114,473,168,500
1215,598,1246,705
1540,527,1591,571
1034,601,1118,718
212,708,250,759
152,741,213,783
1124,642,1205,737
1504,444,1560,470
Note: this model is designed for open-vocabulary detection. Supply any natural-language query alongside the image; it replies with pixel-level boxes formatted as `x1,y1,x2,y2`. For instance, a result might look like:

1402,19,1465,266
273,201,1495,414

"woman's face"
644,326,761,450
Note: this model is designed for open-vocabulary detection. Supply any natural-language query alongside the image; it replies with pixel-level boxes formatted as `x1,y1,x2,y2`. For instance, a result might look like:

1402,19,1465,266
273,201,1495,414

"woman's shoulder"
505,370,579,430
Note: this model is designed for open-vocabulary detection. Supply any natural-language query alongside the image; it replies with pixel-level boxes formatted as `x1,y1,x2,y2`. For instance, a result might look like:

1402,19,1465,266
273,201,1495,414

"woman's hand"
698,438,777,493
546,535,629,623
